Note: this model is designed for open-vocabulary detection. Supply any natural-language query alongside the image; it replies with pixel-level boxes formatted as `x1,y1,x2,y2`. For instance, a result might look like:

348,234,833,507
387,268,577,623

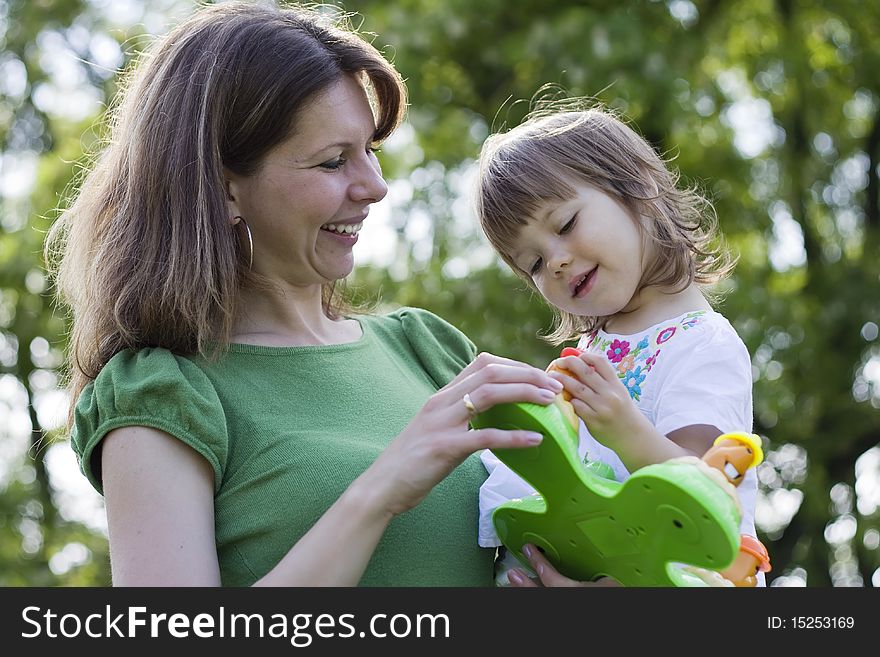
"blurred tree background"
0,0,877,586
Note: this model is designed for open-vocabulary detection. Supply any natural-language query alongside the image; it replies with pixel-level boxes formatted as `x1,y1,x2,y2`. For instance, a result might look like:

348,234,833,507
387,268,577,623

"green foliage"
1,0,878,586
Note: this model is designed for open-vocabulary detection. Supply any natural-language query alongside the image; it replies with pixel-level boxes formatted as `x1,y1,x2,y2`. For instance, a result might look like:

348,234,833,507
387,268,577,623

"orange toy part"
546,347,583,429
547,347,584,402
719,534,771,587
739,534,771,572
701,432,764,487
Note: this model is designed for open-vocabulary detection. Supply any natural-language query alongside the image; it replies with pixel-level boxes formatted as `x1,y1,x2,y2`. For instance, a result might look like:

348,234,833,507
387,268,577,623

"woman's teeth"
321,223,362,235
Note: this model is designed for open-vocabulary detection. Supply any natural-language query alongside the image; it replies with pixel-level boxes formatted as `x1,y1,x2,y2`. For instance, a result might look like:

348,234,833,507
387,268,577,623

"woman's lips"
571,267,598,298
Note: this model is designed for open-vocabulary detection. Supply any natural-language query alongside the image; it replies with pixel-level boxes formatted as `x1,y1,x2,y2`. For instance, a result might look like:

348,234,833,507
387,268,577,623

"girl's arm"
102,353,562,586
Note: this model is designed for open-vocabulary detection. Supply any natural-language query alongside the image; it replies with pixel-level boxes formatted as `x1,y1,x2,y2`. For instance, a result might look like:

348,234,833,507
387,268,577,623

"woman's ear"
223,170,242,225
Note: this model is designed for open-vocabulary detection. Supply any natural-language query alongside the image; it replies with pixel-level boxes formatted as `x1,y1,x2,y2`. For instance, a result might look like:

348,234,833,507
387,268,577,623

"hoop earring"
235,216,253,270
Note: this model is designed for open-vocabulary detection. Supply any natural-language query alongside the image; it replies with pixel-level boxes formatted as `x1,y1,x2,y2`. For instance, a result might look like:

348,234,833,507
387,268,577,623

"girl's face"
226,75,388,287
509,184,647,319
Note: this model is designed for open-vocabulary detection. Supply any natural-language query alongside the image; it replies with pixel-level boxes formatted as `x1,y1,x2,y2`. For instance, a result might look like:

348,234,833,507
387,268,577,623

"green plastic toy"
471,399,741,586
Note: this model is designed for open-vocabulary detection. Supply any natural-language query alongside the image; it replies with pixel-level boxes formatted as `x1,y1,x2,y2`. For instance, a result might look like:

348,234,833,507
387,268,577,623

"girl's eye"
529,257,543,276
560,216,576,234
319,156,347,170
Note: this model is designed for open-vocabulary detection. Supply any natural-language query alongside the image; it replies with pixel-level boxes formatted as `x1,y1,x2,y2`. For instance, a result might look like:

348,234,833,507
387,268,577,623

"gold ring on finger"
462,392,478,416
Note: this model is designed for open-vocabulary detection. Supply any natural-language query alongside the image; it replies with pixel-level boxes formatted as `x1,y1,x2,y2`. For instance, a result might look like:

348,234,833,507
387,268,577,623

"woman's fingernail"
539,389,556,402
508,569,524,585
522,544,533,559
547,378,563,391
525,432,543,445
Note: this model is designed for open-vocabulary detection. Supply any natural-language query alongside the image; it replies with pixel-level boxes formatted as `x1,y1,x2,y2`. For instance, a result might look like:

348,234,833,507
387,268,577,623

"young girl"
474,105,762,587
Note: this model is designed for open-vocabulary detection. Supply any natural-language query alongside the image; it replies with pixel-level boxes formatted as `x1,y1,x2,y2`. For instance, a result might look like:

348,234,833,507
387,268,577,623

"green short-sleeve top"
71,307,494,586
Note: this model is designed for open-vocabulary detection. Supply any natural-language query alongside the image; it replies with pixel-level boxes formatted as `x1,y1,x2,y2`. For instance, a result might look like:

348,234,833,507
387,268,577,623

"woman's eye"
560,216,576,234
367,145,382,156
319,156,347,170
529,257,543,276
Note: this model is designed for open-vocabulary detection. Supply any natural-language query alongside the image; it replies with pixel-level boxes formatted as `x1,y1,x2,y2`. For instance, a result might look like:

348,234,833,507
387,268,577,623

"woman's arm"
102,426,222,586
102,425,395,586
102,352,563,586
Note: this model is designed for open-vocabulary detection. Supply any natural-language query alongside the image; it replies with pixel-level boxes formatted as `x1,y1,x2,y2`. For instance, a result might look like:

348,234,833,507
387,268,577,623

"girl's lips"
572,267,598,298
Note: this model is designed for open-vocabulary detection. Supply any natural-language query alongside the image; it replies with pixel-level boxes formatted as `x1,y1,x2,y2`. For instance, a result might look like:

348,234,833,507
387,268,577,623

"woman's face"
226,75,388,286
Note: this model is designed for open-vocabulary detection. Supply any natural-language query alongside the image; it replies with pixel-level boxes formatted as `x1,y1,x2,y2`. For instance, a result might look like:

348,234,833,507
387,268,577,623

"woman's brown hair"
46,1,407,423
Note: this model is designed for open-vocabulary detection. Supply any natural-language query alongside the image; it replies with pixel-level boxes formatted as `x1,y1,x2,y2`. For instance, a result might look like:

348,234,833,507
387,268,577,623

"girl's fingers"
550,355,599,382
578,351,618,382
569,397,598,421
547,365,599,401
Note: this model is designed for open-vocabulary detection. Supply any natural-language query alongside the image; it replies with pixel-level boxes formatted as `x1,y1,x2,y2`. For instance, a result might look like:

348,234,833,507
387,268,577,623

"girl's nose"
547,252,571,276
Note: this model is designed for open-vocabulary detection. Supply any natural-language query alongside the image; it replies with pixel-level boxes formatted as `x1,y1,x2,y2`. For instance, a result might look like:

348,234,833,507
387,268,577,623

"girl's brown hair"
476,104,735,344
46,1,407,423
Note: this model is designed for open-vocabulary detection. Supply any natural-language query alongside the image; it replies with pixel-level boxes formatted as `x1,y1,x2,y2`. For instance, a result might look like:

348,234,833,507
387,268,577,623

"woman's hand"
507,544,620,587
360,352,563,517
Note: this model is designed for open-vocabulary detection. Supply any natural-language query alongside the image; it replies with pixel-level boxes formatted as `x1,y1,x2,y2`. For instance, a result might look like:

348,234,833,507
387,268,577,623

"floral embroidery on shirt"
621,367,647,398
657,326,676,344
606,339,630,363
579,311,709,401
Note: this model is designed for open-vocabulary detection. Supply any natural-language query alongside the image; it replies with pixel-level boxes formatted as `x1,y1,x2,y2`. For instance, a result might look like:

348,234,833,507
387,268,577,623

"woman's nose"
350,155,388,203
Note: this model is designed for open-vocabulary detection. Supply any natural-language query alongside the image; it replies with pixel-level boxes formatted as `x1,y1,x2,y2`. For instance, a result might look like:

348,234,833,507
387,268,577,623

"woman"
47,1,561,586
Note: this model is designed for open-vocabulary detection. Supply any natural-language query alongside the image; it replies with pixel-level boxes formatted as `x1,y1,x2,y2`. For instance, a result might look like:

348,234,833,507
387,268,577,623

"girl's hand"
546,351,648,450
362,353,564,517
507,544,620,587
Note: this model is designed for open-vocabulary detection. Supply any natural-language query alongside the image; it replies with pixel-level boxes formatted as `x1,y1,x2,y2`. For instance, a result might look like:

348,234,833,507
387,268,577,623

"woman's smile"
320,220,365,245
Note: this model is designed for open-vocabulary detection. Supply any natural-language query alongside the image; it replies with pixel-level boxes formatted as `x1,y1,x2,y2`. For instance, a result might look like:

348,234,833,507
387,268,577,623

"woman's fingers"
520,544,581,587
465,427,543,452
455,352,539,379
519,544,621,587
464,382,560,416
507,568,539,587
442,358,563,421
458,353,561,392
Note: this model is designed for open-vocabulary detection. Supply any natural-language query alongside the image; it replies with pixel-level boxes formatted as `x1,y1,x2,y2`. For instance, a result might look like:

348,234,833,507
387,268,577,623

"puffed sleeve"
651,321,753,437
70,348,228,495
395,307,477,387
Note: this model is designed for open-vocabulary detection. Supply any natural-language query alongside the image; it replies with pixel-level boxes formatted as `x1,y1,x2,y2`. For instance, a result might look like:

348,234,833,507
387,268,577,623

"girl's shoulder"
577,311,750,403
579,309,737,351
